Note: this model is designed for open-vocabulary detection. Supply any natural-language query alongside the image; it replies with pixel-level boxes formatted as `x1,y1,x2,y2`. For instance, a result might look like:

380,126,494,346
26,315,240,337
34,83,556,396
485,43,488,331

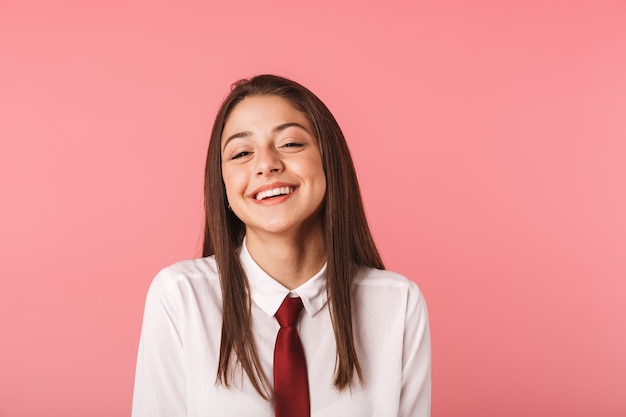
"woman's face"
220,95,326,239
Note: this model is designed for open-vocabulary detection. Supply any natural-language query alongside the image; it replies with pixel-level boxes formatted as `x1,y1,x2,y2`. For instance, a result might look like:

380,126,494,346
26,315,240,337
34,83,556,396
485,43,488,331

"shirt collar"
240,237,328,318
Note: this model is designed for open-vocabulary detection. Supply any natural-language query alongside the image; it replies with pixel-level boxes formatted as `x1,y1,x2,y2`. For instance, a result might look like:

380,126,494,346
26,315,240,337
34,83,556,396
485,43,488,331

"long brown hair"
203,74,384,399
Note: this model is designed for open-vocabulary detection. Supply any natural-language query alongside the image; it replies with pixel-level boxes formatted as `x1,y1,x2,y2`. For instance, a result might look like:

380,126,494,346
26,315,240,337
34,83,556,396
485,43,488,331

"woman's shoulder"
354,267,429,332
140,256,224,336
354,267,427,309
148,256,220,294
356,267,423,291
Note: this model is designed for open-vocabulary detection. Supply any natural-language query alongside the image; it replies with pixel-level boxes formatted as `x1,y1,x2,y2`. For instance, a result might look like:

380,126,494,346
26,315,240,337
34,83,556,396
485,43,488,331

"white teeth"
255,187,293,200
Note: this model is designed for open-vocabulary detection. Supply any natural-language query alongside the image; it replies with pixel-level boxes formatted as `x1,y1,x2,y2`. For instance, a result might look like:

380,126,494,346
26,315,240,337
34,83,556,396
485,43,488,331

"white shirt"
132,242,431,416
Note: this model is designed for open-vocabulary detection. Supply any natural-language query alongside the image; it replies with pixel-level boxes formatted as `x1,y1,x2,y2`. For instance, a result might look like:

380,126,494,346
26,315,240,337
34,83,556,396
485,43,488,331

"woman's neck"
244,226,326,290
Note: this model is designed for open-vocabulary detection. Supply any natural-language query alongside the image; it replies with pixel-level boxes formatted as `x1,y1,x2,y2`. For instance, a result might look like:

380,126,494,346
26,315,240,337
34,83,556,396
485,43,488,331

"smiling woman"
221,95,327,259
131,75,431,417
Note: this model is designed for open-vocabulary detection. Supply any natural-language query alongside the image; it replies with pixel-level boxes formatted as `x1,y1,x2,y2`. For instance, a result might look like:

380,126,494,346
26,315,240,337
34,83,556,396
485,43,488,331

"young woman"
132,75,431,416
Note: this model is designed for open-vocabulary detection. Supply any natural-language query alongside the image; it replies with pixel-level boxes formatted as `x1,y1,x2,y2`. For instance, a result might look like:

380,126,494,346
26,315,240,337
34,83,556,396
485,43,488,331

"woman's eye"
231,151,250,160
283,142,304,148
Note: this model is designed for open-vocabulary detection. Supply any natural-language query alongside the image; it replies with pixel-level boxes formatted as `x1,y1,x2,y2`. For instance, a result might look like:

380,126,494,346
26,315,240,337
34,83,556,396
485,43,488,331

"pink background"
1,1,625,416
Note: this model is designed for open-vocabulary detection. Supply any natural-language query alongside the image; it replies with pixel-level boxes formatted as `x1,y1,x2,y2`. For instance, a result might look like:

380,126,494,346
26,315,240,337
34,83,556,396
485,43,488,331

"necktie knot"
275,296,304,328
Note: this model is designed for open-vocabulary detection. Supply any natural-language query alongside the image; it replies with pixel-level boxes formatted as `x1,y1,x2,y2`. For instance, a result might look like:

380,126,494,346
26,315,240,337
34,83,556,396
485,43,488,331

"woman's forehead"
222,95,313,141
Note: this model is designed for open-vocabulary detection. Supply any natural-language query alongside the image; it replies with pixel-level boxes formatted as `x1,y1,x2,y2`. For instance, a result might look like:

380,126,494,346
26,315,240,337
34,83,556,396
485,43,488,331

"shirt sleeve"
132,268,187,417
398,283,432,417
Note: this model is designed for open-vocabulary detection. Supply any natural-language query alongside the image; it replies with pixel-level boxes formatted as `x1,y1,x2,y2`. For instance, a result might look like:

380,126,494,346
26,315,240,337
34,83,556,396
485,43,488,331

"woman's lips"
250,182,297,200
254,186,295,200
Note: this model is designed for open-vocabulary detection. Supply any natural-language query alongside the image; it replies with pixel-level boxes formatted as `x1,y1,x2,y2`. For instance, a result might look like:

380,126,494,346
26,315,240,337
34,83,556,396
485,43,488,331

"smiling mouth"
254,186,295,201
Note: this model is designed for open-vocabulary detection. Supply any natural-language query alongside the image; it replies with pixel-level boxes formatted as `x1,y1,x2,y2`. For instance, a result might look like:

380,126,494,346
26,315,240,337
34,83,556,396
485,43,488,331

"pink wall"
1,1,625,416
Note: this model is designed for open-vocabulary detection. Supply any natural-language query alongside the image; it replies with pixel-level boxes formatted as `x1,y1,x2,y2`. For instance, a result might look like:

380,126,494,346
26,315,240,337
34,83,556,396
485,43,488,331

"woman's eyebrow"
222,122,310,151
272,122,310,134
223,131,251,150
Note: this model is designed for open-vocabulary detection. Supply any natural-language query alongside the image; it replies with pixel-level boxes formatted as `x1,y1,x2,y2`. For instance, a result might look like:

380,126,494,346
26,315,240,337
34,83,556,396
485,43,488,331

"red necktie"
273,296,310,417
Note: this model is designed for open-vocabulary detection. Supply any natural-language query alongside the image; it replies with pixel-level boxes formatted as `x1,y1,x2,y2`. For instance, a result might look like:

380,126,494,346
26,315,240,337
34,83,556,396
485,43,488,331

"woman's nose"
255,147,283,176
